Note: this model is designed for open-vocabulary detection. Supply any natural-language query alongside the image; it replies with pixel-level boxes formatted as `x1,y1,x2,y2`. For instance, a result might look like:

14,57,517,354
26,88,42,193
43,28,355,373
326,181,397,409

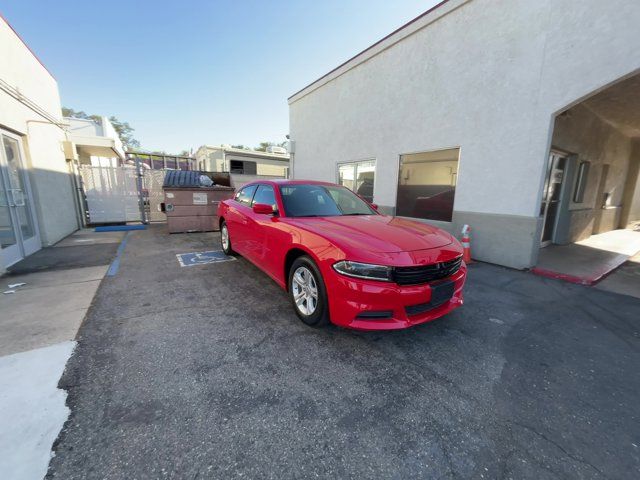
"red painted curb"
531,267,596,285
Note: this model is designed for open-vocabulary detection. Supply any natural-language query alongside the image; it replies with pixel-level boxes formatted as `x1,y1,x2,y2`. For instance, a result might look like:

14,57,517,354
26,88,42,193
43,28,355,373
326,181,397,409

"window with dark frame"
396,148,460,222
573,161,590,203
230,160,244,174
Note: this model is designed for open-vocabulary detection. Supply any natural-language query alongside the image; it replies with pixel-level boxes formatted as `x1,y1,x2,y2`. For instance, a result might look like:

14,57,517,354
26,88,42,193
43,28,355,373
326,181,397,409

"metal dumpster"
162,171,234,233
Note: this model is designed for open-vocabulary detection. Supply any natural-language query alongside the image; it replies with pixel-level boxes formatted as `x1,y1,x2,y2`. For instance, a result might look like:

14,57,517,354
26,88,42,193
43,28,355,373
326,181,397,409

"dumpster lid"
163,170,207,188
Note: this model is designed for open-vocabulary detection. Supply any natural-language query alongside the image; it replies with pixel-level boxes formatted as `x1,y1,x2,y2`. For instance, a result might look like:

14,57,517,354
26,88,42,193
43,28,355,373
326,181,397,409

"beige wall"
552,104,633,241
257,163,287,176
0,17,78,264
621,141,640,227
195,146,289,176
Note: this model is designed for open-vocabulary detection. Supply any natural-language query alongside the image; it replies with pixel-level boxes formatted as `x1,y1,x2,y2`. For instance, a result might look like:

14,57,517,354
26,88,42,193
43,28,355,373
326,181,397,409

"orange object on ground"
461,224,473,264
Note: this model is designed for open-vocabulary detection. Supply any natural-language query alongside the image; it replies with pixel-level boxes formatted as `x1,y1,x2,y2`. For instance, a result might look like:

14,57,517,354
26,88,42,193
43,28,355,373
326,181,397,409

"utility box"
163,171,234,233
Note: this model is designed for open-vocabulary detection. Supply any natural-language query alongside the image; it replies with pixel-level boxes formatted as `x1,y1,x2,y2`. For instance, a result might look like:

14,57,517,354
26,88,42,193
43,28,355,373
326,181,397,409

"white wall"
289,0,640,267
65,117,103,137
0,17,77,255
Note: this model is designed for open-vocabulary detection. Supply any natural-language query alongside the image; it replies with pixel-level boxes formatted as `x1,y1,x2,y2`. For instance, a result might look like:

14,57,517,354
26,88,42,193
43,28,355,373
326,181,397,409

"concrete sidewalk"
0,228,123,480
533,228,640,285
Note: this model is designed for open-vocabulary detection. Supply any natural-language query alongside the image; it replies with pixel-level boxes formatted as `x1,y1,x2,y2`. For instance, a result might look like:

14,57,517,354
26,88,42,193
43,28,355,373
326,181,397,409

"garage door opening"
534,73,640,285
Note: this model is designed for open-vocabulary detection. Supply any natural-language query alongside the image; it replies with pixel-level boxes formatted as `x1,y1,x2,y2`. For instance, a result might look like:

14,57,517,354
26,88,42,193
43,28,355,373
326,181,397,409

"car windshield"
279,184,376,217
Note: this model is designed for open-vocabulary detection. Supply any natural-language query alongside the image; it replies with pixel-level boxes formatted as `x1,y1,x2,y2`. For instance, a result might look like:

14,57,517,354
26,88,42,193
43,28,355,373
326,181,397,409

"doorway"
0,130,40,268
540,151,567,246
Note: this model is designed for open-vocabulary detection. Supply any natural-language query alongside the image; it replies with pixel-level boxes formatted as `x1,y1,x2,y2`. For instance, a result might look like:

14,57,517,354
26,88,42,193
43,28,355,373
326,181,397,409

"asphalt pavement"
47,225,640,479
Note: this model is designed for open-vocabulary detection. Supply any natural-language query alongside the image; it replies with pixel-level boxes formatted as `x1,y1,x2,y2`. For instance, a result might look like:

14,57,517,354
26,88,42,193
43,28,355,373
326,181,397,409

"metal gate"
142,169,167,222
79,165,142,224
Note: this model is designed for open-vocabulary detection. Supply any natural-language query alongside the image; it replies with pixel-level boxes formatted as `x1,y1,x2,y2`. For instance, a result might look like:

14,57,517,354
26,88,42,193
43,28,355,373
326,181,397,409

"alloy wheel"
221,224,229,251
291,266,318,315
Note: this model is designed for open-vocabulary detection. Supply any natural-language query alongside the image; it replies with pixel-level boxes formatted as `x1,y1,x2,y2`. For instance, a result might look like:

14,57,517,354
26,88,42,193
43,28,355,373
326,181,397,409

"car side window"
252,185,276,208
235,185,257,206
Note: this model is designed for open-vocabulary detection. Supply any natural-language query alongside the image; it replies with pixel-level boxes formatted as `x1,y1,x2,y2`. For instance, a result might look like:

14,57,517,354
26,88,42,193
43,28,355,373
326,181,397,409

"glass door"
540,152,566,247
0,131,40,268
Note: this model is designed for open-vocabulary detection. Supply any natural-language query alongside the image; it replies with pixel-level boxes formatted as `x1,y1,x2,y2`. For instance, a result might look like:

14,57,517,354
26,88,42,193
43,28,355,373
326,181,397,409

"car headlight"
333,260,393,282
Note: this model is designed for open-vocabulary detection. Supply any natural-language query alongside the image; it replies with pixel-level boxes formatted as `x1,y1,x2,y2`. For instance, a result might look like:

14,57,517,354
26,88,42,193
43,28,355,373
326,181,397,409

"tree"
254,142,273,152
61,107,100,124
62,107,140,149
231,144,249,150
108,116,140,149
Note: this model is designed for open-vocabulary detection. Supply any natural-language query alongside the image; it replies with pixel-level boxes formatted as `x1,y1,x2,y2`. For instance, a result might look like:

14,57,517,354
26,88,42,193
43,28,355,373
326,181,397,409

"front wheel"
288,256,329,327
220,221,235,255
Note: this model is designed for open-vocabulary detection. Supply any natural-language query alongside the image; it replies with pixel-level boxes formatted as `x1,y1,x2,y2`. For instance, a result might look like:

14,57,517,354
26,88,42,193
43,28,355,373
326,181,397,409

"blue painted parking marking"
176,250,236,267
106,232,132,277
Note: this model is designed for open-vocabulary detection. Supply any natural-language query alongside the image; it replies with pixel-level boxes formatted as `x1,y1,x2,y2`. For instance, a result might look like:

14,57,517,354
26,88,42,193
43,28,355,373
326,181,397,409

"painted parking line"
176,251,236,267
106,232,132,277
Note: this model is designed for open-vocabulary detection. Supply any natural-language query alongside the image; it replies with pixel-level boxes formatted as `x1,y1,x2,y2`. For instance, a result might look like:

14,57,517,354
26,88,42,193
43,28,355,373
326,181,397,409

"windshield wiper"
342,213,371,215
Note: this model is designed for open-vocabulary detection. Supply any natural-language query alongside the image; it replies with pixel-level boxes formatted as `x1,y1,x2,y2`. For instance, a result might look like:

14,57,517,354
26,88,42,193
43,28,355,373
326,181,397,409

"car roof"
244,179,337,187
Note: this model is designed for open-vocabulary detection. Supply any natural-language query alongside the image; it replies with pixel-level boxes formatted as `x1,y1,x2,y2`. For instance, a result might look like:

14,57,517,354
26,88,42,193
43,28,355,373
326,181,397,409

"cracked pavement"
47,225,640,479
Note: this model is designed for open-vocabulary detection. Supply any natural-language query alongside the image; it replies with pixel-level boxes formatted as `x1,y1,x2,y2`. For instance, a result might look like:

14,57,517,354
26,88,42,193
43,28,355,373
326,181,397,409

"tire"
288,255,329,327
220,220,236,255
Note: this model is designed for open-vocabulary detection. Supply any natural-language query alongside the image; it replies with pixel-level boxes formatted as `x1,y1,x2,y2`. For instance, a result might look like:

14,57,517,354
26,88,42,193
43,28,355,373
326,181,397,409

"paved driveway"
48,225,640,479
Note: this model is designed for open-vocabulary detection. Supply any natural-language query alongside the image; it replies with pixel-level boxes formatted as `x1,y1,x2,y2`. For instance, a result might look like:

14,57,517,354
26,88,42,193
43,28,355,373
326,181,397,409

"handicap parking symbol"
176,250,236,267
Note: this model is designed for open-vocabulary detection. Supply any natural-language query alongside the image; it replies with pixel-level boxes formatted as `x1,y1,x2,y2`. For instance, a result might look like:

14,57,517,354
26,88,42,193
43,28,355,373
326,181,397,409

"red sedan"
217,180,466,330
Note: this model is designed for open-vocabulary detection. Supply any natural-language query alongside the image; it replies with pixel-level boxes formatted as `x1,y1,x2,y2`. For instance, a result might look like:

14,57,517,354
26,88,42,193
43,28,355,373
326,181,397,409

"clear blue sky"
3,0,439,153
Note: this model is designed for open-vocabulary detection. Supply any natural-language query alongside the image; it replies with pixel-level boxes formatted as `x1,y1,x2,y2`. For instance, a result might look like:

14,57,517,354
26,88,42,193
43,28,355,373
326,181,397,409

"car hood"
287,215,453,253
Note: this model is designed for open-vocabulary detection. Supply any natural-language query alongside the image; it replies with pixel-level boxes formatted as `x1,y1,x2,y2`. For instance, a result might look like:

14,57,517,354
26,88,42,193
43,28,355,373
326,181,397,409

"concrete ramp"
533,229,640,285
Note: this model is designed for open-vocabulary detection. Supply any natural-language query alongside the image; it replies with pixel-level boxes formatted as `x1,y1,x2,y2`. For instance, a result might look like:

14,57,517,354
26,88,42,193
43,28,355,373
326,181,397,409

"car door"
225,184,257,254
244,184,278,265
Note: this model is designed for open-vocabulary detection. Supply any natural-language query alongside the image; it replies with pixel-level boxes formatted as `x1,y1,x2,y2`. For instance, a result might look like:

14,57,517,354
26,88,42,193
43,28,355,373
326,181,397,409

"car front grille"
392,256,463,286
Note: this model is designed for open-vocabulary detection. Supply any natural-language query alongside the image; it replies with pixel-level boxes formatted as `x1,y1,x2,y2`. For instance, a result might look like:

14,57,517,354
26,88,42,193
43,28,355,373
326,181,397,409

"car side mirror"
253,203,275,215
370,203,379,211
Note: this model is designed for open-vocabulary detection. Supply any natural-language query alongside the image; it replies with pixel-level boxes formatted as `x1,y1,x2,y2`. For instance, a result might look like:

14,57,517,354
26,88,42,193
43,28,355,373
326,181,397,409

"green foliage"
254,141,287,152
108,116,140,149
62,107,140,149
254,142,272,152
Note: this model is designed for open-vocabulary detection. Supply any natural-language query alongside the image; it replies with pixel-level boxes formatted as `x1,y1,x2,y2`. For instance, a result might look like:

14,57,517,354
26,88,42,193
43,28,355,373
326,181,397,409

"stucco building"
64,116,126,167
288,0,640,269
195,145,289,177
0,16,80,272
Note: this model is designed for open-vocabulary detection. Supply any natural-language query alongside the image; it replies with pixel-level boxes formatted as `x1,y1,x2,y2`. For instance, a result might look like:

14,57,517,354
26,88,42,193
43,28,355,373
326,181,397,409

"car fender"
283,236,344,290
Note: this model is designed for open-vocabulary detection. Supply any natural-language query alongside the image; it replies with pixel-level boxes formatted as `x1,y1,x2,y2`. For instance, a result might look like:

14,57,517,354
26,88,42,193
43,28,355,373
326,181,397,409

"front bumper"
326,263,467,330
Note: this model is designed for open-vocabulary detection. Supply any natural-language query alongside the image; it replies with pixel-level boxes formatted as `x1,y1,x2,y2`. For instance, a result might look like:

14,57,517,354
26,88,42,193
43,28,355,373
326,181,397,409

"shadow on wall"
1,167,80,256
